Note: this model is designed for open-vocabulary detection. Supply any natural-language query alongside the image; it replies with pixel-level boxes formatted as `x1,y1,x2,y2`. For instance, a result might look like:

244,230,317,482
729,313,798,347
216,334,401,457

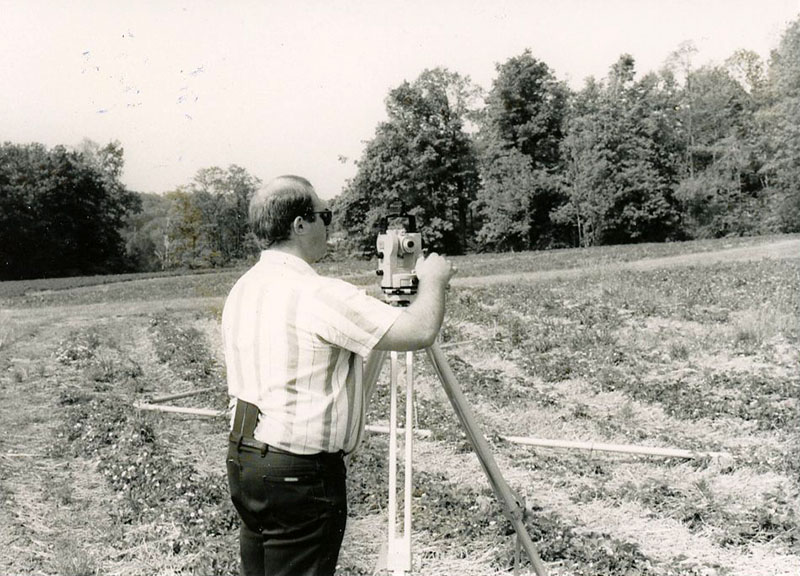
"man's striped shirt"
222,250,401,454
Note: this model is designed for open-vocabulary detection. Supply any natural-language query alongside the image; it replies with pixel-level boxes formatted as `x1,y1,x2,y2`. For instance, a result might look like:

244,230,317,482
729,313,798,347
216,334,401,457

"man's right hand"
415,253,457,288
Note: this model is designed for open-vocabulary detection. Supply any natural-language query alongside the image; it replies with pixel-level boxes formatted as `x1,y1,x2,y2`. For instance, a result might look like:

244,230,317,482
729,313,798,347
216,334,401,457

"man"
222,175,455,575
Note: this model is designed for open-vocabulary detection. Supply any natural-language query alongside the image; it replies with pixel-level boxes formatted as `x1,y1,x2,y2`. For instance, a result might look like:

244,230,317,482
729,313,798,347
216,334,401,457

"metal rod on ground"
426,342,548,576
148,386,217,404
501,436,730,459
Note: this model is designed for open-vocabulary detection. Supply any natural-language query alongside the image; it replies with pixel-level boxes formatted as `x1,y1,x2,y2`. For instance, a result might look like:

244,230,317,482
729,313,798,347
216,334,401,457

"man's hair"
249,175,316,246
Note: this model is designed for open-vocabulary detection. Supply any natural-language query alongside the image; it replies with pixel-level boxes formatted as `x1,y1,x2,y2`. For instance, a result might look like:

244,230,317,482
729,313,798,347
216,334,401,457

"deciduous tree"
474,50,570,250
336,68,481,255
558,57,681,245
758,17,800,232
0,142,137,280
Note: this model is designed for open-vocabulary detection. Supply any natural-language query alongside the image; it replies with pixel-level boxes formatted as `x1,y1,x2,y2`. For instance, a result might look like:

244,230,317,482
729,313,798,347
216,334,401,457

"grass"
2,233,795,307
0,234,798,575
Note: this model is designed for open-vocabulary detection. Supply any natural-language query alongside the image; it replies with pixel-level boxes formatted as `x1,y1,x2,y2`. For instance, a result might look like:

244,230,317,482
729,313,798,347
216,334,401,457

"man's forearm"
406,282,447,346
375,252,454,352
375,282,447,351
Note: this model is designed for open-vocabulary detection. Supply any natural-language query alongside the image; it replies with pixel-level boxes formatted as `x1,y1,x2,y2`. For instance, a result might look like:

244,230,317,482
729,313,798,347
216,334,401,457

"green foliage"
54,395,238,574
559,57,682,246
153,165,261,269
49,320,237,574
335,67,481,255
4,236,796,575
482,50,568,168
615,478,799,551
7,17,800,274
758,19,800,232
674,64,769,238
149,313,222,384
0,141,138,280
337,17,800,253
122,192,170,271
474,50,571,250
472,149,534,251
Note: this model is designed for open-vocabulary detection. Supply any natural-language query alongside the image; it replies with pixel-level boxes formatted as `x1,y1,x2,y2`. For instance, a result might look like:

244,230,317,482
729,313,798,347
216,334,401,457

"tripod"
363,342,548,576
370,209,546,575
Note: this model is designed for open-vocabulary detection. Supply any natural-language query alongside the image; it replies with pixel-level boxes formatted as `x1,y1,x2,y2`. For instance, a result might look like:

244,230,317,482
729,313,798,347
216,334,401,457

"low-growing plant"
51,540,99,576
149,314,222,384
668,341,690,360
5,236,798,575
12,367,25,383
52,392,239,574
614,478,800,552
349,438,677,575
54,328,106,365
0,323,16,351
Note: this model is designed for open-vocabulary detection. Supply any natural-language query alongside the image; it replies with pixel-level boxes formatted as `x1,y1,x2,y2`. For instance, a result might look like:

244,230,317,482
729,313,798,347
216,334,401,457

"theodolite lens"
401,237,416,253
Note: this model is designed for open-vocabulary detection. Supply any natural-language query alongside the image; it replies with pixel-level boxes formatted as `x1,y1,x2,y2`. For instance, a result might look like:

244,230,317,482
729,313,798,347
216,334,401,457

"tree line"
2,18,799,280
0,139,262,280
336,18,800,254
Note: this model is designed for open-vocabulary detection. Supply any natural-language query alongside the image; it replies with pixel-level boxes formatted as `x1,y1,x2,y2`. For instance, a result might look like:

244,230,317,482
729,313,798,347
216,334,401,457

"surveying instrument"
365,207,548,576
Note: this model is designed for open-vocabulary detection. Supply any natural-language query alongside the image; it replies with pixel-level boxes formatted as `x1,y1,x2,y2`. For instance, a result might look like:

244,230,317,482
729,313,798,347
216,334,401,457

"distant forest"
2,18,799,280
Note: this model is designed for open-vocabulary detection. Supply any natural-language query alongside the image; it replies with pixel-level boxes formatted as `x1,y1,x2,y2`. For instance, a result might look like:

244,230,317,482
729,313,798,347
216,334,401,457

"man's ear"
292,215,307,236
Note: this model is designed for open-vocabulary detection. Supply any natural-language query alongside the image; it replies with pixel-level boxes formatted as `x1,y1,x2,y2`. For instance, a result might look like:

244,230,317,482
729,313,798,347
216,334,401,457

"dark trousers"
226,441,348,576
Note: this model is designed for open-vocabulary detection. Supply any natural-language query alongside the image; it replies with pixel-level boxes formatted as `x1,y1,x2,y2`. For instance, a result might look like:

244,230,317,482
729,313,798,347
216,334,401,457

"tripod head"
376,204,422,306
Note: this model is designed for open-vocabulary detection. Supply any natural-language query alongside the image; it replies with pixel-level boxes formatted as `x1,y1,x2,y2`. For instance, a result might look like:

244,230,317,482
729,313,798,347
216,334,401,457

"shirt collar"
258,249,317,276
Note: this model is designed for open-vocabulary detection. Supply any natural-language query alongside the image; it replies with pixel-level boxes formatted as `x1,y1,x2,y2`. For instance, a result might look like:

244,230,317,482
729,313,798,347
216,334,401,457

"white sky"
1,0,798,199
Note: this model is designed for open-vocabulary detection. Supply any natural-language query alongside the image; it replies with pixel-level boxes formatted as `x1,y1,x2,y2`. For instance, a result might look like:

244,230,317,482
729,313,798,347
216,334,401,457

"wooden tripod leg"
425,342,548,576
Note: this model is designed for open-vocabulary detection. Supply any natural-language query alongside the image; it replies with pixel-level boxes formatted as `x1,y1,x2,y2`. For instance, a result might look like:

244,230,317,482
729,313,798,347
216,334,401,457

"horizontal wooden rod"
438,339,477,350
148,386,217,404
501,435,730,459
365,424,431,438
131,402,728,460
134,402,225,417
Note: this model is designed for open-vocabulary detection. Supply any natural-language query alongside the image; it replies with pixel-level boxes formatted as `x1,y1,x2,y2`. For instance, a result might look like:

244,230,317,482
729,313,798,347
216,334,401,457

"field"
1,235,798,576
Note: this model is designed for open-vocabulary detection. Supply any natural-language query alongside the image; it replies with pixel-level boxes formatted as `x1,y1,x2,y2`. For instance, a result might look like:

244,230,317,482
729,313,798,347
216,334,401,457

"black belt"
229,433,295,456
229,434,344,461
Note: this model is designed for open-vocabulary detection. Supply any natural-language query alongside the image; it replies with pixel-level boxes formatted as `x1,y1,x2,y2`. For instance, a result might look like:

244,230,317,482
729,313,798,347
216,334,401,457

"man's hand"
415,253,457,288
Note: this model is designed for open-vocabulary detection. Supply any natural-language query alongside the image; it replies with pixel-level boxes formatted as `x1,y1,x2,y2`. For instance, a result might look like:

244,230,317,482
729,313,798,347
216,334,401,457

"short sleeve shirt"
222,250,401,454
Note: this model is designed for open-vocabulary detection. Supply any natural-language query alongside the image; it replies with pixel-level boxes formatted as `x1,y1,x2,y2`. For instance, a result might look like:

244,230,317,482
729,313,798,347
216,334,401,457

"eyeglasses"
309,209,332,226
